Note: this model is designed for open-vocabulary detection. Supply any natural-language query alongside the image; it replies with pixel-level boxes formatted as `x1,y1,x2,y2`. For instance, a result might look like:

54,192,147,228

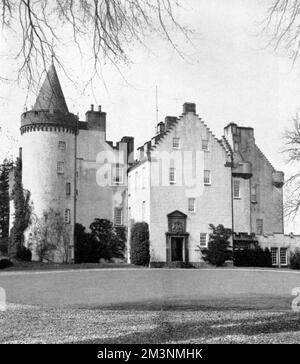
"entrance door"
171,237,183,261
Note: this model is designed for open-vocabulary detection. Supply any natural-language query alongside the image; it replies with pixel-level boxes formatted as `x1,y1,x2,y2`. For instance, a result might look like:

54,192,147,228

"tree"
290,248,300,269
74,223,95,263
130,222,150,266
263,0,300,65
200,224,232,267
28,209,70,262
89,218,126,261
0,0,191,90
0,159,13,255
9,157,31,258
282,113,300,219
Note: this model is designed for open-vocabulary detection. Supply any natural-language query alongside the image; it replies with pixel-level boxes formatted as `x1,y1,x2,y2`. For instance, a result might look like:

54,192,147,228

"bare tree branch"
283,112,300,219
0,0,192,93
263,0,300,65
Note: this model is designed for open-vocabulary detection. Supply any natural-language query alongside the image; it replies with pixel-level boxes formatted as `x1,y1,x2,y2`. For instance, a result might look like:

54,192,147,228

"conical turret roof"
33,63,68,112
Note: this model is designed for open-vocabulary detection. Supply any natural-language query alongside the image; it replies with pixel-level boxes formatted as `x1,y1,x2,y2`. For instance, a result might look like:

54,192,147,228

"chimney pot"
98,105,101,112
91,104,94,111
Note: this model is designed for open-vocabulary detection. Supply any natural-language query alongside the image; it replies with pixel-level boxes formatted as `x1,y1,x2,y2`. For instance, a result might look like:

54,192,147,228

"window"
204,170,211,185
173,137,180,149
234,142,239,152
271,247,278,266
233,179,240,199
66,182,71,195
202,139,209,151
280,248,287,266
58,141,66,150
135,171,138,192
65,209,71,224
142,201,146,221
256,219,263,235
169,167,176,184
188,198,196,212
114,207,123,225
128,175,131,196
57,161,64,174
112,165,124,184
200,233,207,247
251,185,257,203
142,167,146,189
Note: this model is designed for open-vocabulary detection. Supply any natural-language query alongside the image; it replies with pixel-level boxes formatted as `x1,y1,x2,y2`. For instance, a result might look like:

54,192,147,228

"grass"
0,261,144,271
1,268,300,343
1,299,300,344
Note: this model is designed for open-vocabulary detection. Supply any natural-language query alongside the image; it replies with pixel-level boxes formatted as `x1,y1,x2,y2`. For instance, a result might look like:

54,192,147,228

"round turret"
21,63,76,262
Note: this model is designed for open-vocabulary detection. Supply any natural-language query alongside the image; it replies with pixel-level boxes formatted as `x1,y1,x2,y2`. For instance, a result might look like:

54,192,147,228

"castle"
12,63,300,267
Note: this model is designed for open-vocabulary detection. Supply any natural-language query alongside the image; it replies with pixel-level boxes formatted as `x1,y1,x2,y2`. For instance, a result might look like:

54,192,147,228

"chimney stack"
183,102,196,114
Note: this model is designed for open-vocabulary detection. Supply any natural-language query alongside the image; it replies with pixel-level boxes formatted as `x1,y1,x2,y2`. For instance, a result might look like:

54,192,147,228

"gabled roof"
33,63,68,112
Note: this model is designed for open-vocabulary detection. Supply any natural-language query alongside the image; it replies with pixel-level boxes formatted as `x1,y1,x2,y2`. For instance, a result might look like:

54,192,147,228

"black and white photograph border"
1,0,300,350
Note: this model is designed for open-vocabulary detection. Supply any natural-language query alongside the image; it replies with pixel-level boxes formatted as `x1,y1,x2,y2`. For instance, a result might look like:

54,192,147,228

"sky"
1,0,300,232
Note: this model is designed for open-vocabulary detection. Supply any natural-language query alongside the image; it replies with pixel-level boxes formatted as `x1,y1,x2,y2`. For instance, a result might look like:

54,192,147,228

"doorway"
171,237,183,261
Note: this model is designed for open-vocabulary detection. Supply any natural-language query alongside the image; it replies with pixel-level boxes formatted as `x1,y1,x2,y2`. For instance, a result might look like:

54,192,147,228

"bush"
234,247,272,267
75,220,127,263
290,248,300,269
75,223,98,263
130,222,150,266
0,258,13,269
16,246,32,262
201,224,232,267
0,237,8,256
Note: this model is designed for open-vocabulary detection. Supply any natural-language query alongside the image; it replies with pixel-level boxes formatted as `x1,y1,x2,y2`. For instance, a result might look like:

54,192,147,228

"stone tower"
21,63,77,261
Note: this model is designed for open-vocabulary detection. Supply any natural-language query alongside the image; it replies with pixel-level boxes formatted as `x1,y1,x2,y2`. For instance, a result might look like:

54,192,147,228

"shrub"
16,246,32,262
290,248,300,269
75,223,98,263
200,224,232,267
0,258,13,269
0,237,9,256
234,247,272,267
130,222,150,266
75,220,127,263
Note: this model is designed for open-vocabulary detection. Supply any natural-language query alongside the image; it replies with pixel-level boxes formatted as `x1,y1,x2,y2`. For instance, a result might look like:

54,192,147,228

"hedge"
234,247,272,267
130,222,150,266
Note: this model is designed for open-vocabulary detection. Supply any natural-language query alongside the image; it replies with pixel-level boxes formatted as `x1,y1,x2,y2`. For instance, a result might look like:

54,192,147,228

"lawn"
1,268,300,343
